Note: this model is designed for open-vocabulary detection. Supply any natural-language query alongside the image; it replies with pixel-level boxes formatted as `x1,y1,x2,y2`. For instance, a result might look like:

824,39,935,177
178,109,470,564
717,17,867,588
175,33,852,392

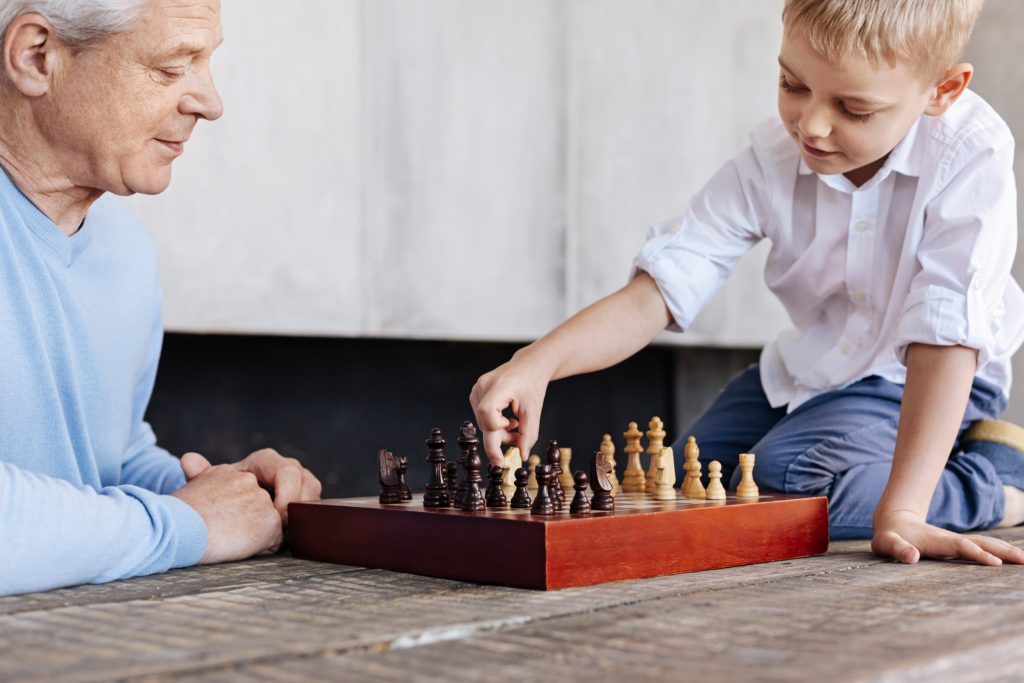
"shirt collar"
0,165,93,267
797,116,925,191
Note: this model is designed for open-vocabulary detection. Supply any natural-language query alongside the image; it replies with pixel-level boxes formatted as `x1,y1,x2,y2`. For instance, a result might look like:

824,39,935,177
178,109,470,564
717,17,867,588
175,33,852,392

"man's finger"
299,469,323,503
180,452,212,481
270,463,303,523
945,536,1001,566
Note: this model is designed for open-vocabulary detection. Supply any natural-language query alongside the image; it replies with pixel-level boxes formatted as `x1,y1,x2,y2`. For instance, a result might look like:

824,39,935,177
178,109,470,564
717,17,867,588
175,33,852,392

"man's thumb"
181,452,212,480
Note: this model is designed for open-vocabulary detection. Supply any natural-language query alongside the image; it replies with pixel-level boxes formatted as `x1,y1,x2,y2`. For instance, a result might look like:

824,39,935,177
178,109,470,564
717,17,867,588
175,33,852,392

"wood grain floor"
2,529,1023,682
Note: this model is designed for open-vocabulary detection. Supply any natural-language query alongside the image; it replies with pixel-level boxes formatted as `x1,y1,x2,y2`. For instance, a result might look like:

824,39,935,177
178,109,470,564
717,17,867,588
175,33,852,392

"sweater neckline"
0,166,94,267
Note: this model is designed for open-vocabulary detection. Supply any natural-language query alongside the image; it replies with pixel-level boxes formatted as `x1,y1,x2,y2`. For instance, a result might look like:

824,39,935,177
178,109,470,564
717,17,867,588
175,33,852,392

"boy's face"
777,30,934,185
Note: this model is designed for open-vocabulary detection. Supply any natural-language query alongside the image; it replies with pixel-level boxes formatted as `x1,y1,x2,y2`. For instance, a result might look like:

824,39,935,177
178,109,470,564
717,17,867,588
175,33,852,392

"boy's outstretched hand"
470,349,554,468
872,509,1024,566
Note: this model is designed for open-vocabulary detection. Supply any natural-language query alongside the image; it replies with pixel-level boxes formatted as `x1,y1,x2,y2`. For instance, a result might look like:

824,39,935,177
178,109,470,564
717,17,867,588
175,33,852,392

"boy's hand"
871,509,1024,566
470,350,554,467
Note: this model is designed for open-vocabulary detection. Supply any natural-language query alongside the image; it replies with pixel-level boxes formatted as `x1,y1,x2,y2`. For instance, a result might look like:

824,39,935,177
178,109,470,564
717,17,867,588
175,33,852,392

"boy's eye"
838,102,874,123
778,75,806,94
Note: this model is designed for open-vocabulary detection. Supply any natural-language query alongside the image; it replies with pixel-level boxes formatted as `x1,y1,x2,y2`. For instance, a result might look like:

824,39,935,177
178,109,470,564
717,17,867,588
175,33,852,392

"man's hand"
871,509,1024,566
181,450,322,525
171,454,284,564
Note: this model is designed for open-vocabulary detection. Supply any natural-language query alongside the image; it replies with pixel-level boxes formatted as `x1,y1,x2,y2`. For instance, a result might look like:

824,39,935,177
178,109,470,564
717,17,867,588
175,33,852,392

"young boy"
470,0,1024,566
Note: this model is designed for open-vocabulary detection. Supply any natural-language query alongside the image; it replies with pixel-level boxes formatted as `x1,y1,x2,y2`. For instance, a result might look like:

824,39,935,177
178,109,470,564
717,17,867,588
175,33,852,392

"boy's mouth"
801,141,836,158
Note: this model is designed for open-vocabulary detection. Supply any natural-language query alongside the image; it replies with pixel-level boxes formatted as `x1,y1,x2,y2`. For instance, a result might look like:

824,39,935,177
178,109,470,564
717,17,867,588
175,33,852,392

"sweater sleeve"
118,289,187,495
0,461,207,596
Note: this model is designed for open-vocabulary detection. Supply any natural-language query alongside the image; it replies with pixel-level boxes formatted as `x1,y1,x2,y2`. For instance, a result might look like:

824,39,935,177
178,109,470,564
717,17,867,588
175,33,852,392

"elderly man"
0,0,321,595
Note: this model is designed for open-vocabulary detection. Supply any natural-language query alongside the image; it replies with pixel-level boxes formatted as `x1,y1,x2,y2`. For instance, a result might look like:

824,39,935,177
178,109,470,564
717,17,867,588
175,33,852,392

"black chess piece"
546,441,564,510
378,449,403,504
446,461,458,505
531,464,556,516
590,450,614,511
398,455,412,501
459,423,486,512
423,428,451,508
570,470,591,514
454,420,474,506
485,464,507,508
510,467,532,509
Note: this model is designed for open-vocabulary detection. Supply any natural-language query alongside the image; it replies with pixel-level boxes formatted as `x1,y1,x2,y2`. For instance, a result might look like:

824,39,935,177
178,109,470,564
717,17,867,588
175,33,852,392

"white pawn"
558,447,575,492
653,447,676,501
705,460,726,500
526,453,541,494
686,458,705,499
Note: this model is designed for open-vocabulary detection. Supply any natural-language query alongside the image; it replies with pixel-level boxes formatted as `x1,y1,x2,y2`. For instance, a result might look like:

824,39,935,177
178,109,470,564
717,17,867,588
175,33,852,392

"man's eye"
157,67,185,79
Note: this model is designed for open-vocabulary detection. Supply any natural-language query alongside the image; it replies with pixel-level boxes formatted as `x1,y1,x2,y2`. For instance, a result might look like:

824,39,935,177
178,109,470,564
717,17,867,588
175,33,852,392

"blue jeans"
675,364,1008,539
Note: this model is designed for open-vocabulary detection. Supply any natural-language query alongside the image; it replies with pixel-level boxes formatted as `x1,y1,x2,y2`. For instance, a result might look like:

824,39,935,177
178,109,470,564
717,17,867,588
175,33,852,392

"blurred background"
131,0,1024,498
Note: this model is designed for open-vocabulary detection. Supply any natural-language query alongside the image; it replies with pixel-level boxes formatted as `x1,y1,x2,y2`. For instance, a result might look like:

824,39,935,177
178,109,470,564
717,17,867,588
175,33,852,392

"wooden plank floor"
2,529,1023,682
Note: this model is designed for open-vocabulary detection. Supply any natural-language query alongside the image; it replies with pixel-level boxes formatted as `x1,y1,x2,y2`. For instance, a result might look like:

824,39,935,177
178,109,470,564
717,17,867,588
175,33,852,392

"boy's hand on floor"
470,353,553,468
871,509,1024,566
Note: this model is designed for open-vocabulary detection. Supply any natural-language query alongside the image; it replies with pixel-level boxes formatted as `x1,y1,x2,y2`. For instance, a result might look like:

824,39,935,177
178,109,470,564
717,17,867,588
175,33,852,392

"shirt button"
852,291,866,303
854,220,870,232
839,342,851,356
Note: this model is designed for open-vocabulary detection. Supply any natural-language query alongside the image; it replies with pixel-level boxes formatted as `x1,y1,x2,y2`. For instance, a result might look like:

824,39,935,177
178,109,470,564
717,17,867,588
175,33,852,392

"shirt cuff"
632,225,730,333
894,281,996,369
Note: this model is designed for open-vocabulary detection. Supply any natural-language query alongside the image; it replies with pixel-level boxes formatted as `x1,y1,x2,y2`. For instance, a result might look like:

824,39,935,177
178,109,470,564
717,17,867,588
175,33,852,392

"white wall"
125,0,1024,426
125,0,788,345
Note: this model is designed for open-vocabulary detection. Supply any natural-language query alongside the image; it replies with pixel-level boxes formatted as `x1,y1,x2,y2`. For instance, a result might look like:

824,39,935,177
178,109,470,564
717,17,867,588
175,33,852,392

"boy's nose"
798,108,831,141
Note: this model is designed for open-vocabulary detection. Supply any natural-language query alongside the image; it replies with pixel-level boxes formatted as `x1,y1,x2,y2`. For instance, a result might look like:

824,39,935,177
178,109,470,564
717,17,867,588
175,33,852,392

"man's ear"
924,63,973,117
3,13,61,97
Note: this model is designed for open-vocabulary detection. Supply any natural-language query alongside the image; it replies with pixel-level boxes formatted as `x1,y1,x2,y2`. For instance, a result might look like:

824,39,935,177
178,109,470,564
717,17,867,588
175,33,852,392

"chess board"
288,492,829,590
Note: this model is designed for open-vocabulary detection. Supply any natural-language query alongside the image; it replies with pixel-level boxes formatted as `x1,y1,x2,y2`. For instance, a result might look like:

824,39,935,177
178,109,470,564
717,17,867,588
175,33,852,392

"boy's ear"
923,63,973,117
3,13,62,97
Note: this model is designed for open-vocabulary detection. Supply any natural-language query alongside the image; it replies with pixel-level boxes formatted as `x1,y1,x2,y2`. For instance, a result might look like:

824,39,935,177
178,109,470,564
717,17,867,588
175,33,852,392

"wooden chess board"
288,492,829,590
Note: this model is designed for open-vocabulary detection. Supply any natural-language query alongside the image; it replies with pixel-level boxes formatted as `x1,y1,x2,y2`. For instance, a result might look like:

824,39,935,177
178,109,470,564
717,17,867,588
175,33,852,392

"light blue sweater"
0,169,207,595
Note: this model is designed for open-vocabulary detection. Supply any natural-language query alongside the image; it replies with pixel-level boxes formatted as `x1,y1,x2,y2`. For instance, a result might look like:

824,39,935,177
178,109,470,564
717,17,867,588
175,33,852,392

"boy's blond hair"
782,0,985,81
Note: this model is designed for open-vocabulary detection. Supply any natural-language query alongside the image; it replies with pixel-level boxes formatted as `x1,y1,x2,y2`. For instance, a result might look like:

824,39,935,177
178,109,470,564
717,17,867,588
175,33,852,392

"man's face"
37,0,223,196
777,29,933,184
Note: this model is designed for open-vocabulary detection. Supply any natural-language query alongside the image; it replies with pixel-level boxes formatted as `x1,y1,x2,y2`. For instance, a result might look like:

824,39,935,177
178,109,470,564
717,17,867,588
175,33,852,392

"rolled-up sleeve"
895,135,1017,368
632,147,767,332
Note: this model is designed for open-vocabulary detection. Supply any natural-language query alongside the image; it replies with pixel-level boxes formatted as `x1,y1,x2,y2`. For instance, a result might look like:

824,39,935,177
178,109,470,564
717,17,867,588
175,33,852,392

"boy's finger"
515,404,540,463
483,428,508,467
948,536,1001,566
971,535,1024,564
875,531,920,564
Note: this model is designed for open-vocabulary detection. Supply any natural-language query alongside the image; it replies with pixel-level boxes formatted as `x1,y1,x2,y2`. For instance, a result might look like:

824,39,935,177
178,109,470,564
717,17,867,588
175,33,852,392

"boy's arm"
471,271,671,465
871,343,1024,565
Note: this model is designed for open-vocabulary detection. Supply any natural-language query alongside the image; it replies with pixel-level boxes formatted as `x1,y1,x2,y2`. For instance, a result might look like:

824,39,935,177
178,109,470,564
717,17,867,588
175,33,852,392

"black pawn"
460,424,486,512
590,450,614,511
546,441,564,510
454,420,474,506
485,464,507,508
398,456,412,501
570,470,591,514
531,464,556,516
423,428,450,508
510,467,532,509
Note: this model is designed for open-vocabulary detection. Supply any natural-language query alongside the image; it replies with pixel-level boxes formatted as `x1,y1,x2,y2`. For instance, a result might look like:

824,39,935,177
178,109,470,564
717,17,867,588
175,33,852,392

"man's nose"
180,68,224,122
797,103,831,140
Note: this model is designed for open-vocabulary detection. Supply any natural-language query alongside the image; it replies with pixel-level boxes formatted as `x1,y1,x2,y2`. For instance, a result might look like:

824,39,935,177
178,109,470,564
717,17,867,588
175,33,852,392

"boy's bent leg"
673,364,785,485
743,377,1005,539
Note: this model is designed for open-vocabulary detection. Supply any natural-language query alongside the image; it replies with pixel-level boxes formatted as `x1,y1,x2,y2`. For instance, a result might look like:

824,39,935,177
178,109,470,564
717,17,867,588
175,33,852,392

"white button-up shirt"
635,90,1024,411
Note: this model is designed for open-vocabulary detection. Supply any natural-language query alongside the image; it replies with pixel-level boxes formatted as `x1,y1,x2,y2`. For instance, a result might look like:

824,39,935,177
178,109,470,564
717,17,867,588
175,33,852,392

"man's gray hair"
0,0,144,47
